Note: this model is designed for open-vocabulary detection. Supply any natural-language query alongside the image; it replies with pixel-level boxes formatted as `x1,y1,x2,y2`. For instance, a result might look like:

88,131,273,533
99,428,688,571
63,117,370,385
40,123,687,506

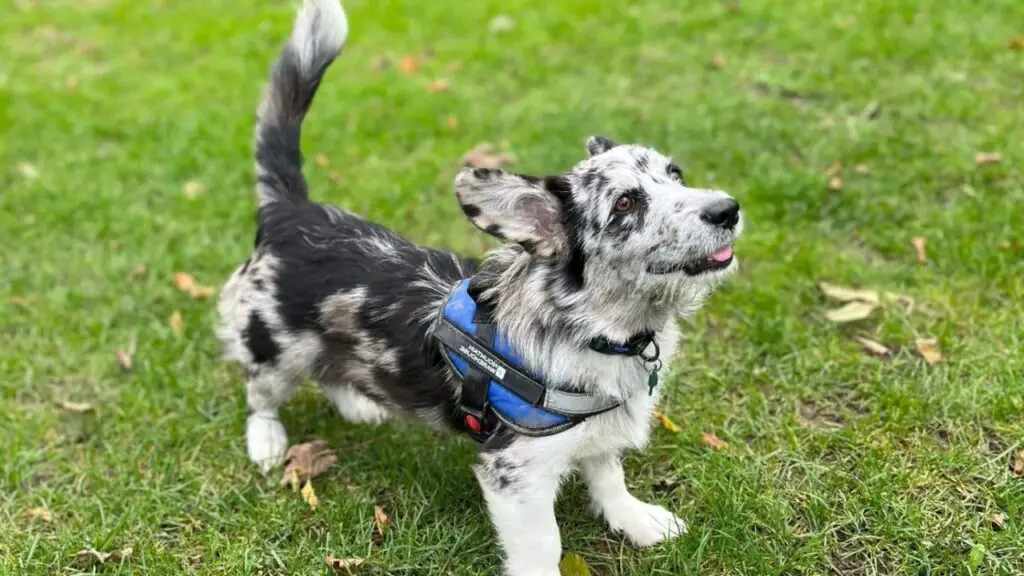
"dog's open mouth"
648,245,734,276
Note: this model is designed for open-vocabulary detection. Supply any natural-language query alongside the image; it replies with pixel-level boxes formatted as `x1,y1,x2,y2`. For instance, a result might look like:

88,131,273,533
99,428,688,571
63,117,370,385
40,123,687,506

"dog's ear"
454,168,569,258
585,135,618,156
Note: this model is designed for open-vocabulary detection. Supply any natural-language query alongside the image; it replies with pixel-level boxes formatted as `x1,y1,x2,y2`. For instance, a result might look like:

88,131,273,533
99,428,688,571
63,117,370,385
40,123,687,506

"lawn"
2,0,1024,574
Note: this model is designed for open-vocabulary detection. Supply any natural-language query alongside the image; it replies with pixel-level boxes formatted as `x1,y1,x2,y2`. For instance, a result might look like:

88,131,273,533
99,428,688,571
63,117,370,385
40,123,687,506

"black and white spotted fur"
217,1,744,574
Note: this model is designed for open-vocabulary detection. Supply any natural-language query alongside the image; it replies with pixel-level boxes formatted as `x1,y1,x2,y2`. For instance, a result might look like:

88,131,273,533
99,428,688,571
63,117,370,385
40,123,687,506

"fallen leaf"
1010,37,1024,50
446,115,458,131
17,162,39,180
325,556,365,574
169,311,184,337
855,336,891,357
911,236,927,263
1010,451,1024,476
127,264,147,282
989,512,1007,531
823,301,876,323
652,410,681,433
373,505,391,536
488,14,516,34
915,338,942,366
114,349,133,371
315,154,330,167
301,480,319,510
182,180,203,198
461,143,516,169
701,431,729,451
819,282,880,304
709,53,726,69
824,160,842,179
974,151,1002,166
828,176,844,191
74,549,110,567
66,74,79,91
57,400,94,413
24,507,53,522
172,272,216,299
279,440,338,486
426,78,451,93
854,163,870,175
398,55,419,74
559,552,591,576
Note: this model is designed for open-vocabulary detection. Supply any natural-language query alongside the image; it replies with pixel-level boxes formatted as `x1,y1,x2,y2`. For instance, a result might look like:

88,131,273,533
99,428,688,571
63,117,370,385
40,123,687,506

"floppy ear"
454,168,569,258
585,135,618,156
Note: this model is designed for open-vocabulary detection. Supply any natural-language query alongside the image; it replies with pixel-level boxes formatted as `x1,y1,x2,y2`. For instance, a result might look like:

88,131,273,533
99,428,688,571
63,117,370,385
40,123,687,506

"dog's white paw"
247,413,288,474
603,497,687,547
324,385,391,425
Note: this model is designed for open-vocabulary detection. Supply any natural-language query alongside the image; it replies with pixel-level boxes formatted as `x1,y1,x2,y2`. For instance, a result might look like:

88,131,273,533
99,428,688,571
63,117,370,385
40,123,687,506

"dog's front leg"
580,451,686,546
474,438,567,576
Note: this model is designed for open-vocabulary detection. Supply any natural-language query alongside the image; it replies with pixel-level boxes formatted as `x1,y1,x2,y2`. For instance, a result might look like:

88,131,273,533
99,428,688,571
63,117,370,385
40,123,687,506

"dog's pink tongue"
710,246,734,262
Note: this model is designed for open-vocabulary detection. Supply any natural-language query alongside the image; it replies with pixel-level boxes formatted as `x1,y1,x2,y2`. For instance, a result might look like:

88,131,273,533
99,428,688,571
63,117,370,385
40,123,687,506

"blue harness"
434,279,662,442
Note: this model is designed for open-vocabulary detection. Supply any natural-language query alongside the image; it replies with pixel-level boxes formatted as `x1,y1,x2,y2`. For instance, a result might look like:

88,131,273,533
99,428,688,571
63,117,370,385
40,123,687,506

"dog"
216,0,743,574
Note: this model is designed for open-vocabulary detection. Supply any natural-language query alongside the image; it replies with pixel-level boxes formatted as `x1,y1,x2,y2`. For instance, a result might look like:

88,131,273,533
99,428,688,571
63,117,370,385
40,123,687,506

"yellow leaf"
325,556,365,574
169,311,184,337
819,282,879,304
828,175,843,191
701,431,729,451
559,552,591,576
709,53,726,69
974,151,1002,166
301,480,319,510
172,272,216,299
823,301,876,323
398,55,419,74
911,236,927,263
24,507,53,522
915,338,942,366
426,79,451,93
182,180,203,198
652,410,681,433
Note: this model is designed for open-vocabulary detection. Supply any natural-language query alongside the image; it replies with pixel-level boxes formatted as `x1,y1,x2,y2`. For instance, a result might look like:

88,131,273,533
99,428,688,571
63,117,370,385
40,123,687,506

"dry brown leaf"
1010,451,1024,477
1010,37,1024,50
73,547,130,568
279,440,338,486
114,349,133,371
398,55,419,74
173,272,216,299
169,311,184,337
709,53,726,69
17,162,39,180
446,115,459,131
974,151,1002,166
127,264,147,282
182,180,203,198
824,160,843,179
488,14,516,34
57,400,94,413
426,78,451,93
700,431,729,451
819,282,880,304
989,512,1007,531
461,143,516,169
652,410,681,433
373,505,391,536
915,338,942,366
301,480,319,510
24,507,53,522
828,176,844,191
823,301,876,323
854,163,870,175
911,236,927,263
855,336,891,357
325,556,365,574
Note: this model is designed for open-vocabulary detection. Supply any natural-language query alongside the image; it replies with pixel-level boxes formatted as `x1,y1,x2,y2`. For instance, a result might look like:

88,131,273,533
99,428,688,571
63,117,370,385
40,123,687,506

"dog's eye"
614,195,635,213
668,165,684,184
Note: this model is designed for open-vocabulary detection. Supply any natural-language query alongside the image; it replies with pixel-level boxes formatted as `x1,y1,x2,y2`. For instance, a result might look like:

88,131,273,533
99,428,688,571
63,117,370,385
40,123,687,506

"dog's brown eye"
614,196,635,213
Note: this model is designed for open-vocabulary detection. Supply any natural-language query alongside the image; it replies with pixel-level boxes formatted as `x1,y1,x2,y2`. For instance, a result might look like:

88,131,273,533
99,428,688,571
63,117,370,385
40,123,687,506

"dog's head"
455,136,742,321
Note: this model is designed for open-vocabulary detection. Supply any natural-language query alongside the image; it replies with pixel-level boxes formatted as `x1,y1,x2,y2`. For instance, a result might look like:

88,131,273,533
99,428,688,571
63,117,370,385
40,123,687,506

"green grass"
3,0,1024,574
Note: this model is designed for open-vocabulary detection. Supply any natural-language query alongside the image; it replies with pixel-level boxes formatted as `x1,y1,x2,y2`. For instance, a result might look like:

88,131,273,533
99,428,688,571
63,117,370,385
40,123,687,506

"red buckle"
464,414,482,433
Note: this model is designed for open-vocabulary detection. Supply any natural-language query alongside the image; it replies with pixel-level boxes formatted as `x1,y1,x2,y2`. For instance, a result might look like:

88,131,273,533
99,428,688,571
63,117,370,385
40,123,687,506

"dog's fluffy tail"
255,0,348,207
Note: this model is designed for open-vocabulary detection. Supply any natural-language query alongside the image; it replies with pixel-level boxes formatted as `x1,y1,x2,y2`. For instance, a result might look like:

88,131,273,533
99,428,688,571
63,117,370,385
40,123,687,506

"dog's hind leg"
322,384,390,425
246,367,300,474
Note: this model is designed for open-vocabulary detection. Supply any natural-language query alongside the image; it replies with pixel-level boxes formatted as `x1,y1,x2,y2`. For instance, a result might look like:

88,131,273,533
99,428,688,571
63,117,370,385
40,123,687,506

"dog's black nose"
700,198,740,229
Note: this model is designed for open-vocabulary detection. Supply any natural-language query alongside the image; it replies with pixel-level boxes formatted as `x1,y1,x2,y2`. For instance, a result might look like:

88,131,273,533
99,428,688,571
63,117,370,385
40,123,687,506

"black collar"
589,331,659,361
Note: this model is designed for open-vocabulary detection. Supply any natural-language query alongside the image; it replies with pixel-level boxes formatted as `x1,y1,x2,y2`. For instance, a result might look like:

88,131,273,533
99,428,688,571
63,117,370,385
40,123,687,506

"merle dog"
217,1,743,573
